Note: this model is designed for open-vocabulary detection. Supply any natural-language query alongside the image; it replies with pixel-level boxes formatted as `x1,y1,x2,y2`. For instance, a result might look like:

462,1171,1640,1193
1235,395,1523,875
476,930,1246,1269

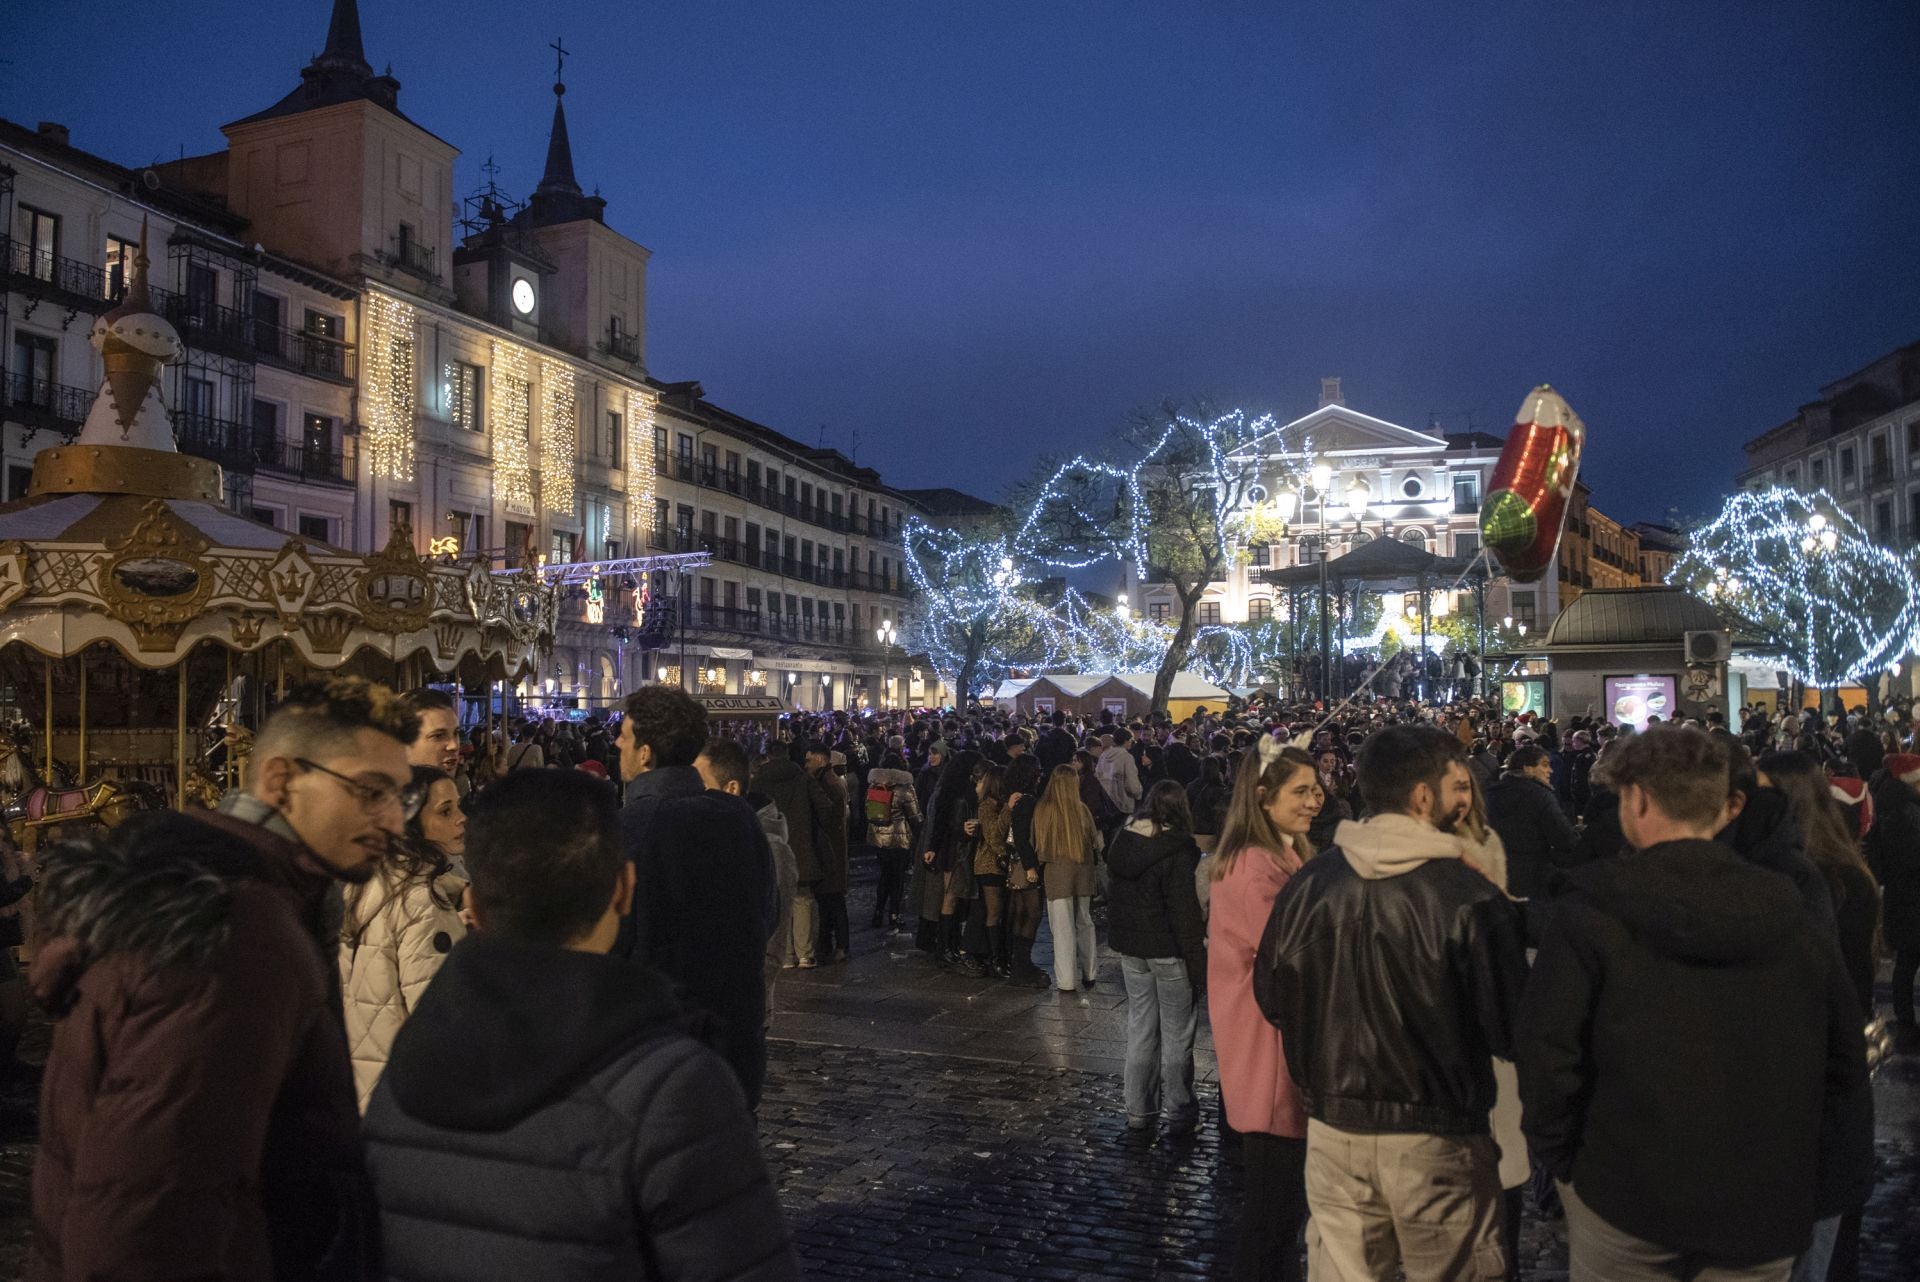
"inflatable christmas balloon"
1479,386,1586,583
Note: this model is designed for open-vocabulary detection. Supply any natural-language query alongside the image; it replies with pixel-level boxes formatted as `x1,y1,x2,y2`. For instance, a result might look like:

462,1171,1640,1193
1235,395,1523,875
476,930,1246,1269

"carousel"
0,226,555,849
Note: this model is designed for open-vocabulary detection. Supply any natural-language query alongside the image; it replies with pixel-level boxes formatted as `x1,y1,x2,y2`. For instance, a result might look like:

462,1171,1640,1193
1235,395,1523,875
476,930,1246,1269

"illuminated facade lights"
363,292,418,481
540,357,577,515
489,339,534,512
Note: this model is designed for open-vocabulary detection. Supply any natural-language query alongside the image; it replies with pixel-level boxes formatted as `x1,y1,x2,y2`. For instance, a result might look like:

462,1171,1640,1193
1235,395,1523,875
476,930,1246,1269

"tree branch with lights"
1673,487,1920,690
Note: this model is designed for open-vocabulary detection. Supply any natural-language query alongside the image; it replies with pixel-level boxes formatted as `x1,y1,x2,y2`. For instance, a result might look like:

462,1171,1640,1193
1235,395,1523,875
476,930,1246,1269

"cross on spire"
550,36,569,86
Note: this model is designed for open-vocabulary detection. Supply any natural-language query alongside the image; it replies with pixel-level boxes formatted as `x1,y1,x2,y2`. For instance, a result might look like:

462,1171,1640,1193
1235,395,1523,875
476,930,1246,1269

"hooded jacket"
1716,785,1836,938
1484,772,1579,899
361,935,800,1282
1105,820,1207,989
1866,768,1920,950
1516,841,1872,1260
29,807,368,1282
1254,813,1528,1135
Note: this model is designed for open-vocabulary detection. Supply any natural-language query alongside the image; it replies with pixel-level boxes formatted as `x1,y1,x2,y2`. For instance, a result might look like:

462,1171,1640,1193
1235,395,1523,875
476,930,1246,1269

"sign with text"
1604,675,1675,733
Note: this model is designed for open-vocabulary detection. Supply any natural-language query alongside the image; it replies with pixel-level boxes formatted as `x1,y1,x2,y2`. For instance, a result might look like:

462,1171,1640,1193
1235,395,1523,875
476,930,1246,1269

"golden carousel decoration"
0,225,555,848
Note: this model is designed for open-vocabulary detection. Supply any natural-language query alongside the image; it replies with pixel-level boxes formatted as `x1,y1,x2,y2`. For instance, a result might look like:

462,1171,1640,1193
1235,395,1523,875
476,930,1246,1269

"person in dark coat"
1484,744,1580,899
1164,733,1202,787
1036,712,1079,774
1867,753,1920,1031
1518,727,1871,1278
616,686,778,1108
752,747,836,970
362,768,800,1282
1717,738,1836,937
29,677,416,1282
1106,781,1208,1133
806,742,852,961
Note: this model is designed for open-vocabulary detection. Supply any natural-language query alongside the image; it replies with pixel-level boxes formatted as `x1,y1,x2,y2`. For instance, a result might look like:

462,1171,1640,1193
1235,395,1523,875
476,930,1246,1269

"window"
654,424,668,459
6,466,32,501
746,587,762,615
833,548,845,574
185,263,218,322
439,361,479,431
677,433,693,465
605,410,622,466
1452,473,1479,513
800,482,813,513
881,556,891,588
851,603,862,632
1400,527,1428,550
831,493,843,519
504,521,532,568
800,539,813,568
1248,597,1272,621
1908,421,1920,456
1812,458,1827,487
1199,601,1222,626
1784,466,1800,489
1877,501,1893,538
725,451,740,484
10,332,56,407
701,443,717,479
389,500,413,535
551,531,574,564
252,399,281,453
747,460,761,491
306,309,343,342
785,475,797,502
18,207,57,282
303,412,335,460
723,580,738,610
183,377,216,421
699,577,716,606
1840,447,1855,479
105,235,138,299
298,514,332,542
1250,543,1270,567
1511,592,1537,629
1401,475,1423,499
1148,602,1170,622
1455,530,1480,560
1909,492,1920,538
249,290,284,357
251,507,281,529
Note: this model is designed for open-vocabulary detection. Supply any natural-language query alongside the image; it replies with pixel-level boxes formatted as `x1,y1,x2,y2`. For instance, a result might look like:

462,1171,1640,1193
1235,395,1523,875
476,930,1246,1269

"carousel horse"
0,737,169,855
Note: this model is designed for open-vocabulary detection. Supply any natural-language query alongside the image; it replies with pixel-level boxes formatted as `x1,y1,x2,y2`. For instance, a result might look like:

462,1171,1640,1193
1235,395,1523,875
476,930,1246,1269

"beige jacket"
338,867,467,1111
1462,827,1529,1190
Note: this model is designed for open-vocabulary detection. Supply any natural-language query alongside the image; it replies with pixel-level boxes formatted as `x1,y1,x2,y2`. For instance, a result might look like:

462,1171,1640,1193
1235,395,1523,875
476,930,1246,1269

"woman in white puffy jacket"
339,765,468,1111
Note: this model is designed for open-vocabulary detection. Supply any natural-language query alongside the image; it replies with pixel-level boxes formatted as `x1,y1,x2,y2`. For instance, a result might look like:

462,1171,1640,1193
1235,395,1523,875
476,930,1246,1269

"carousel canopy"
1266,536,1484,593
0,222,554,678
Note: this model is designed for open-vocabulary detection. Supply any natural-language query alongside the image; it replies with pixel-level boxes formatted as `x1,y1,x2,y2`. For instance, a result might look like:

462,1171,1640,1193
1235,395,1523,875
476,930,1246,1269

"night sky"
7,1,1917,527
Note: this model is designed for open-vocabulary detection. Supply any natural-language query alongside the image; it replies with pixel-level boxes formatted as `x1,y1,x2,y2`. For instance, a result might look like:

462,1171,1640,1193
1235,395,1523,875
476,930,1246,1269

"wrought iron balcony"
173,412,258,473
248,317,357,383
255,435,355,486
604,325,640,363
388,239,436,281
2,370,91,439
2,235,109,308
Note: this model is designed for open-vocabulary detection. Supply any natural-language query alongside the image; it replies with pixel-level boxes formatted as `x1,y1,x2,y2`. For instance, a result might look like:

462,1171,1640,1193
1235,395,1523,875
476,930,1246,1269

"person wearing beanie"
1867,753,1920,1034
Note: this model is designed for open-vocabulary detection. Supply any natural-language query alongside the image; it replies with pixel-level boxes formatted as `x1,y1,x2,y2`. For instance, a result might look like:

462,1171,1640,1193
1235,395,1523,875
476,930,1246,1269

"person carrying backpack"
865,752,921,932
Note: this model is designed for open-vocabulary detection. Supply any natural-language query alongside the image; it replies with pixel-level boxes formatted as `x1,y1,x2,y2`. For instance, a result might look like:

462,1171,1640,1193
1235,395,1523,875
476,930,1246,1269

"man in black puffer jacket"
1518,726,1870,1280
363,769,799,1282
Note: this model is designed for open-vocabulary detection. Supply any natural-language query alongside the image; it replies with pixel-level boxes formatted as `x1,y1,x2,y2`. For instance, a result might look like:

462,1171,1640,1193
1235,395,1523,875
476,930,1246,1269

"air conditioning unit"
1684,630,1732,664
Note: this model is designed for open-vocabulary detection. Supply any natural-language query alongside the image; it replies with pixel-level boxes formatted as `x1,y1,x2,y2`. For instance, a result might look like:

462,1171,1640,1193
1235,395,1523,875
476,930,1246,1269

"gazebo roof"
1543,586,1722,649
1267,536,1483,591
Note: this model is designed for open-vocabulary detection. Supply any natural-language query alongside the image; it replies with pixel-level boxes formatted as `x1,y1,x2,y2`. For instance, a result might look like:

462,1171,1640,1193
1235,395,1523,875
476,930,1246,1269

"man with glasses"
29,676,415,1282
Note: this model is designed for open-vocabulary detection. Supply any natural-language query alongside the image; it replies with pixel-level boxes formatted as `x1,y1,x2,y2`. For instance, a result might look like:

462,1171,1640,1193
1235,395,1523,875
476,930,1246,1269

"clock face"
511,278,537,315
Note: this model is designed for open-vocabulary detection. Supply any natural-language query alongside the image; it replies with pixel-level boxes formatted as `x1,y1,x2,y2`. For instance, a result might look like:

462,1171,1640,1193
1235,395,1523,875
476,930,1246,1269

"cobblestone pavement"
0,867,1916,1280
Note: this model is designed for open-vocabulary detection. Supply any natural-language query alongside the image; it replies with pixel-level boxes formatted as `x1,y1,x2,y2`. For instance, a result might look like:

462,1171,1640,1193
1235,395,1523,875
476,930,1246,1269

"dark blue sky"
8,1,1918,525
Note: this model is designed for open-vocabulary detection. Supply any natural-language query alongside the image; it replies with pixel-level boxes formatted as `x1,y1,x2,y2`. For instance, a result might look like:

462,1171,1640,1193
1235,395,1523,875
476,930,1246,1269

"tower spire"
537,38,581,197
314,0,372,77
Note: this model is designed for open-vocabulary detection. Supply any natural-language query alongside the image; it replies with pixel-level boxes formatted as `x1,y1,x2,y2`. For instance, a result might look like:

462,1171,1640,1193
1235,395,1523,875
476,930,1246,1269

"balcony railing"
642,525,909,596
173,413,259,472
389,239,436,281
2,371,92,437
2,235,108,304
249,319,357,383
654,451,901,542
151,285,255,358
604,327,640,363
255,436,355,485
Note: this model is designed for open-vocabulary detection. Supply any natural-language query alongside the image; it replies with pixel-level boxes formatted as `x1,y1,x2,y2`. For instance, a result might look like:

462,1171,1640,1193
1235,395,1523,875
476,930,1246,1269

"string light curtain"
363,292,418,480
539,358,577,515
489,339,534,512
626,387,658,523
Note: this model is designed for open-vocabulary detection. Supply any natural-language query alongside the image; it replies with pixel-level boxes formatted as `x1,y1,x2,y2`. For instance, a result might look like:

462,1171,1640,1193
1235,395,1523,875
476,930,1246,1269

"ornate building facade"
1,0,931,711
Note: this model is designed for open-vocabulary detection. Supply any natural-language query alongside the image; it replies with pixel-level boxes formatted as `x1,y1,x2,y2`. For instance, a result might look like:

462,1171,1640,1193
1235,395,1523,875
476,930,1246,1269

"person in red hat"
1866,752,1920,1037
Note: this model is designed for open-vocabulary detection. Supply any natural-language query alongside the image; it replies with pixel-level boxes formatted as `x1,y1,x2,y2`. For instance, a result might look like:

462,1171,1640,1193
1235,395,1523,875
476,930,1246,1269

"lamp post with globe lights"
876,617,898,709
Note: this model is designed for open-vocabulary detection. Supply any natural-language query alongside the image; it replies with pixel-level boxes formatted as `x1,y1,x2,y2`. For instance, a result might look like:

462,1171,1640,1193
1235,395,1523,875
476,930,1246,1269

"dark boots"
936,913,961,967
986,924,1012,980
1008,930,1048,987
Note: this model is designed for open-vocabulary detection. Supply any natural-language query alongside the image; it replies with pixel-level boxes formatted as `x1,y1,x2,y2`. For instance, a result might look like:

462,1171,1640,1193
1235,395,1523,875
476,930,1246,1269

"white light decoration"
363,292,417,480
489,339,534,512
540,357,577,515
1674,486,1920,687
626,387,658,526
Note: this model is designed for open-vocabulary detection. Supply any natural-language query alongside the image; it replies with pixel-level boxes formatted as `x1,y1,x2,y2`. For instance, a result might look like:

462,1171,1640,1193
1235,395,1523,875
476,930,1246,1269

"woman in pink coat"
1208,742,1322,1282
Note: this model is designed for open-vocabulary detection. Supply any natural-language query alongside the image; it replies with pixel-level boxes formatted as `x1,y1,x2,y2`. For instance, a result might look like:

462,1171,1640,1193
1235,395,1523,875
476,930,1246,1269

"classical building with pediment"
1133,380,1558,637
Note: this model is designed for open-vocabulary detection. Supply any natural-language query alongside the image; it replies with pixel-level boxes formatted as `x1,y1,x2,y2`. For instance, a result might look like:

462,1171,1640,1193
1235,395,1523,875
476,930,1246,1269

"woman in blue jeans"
1106,780,1208,1133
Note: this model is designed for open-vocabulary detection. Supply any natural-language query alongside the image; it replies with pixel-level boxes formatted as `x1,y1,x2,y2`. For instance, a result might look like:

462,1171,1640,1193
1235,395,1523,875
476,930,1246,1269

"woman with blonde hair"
1032,762,1099,991
1208,742,1320,1280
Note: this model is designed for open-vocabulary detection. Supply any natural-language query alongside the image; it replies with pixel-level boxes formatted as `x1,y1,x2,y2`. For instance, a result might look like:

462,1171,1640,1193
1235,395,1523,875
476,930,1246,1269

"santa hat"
1887,754,1920,787
1829,774,1875,841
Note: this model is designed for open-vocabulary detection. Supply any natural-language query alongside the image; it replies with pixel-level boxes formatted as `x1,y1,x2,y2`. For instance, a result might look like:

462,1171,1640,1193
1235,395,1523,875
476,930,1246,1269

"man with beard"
29,677,415,1281
1256,725,1528,1281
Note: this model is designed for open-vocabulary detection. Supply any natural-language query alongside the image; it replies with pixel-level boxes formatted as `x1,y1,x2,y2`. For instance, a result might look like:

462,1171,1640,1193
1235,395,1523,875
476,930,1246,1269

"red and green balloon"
1479,386,1587,583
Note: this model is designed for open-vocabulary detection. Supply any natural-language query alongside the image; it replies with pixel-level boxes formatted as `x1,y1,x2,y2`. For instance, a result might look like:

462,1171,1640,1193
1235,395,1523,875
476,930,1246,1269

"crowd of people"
8,671,1912,1281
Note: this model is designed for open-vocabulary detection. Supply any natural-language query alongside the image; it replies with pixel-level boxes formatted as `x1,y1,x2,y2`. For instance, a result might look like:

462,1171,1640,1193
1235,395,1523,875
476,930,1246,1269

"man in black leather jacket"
1256,725,1527,1281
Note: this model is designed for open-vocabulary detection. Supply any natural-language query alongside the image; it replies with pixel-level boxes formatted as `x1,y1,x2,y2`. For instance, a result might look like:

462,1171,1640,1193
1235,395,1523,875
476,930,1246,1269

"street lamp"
1343,478,1371,523
876,618,898,708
